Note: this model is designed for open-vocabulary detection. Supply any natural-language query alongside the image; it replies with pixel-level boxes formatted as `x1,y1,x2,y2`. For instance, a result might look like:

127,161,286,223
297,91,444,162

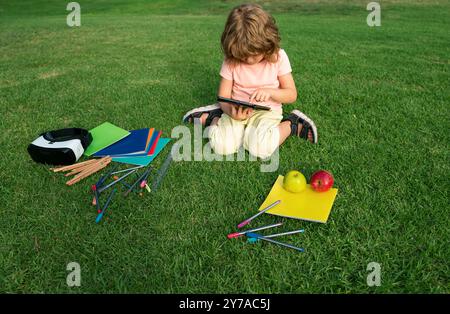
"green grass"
0,0,449,293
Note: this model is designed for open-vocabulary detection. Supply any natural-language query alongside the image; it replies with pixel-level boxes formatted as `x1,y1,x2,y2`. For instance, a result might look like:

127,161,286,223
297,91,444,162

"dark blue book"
93,128,150,157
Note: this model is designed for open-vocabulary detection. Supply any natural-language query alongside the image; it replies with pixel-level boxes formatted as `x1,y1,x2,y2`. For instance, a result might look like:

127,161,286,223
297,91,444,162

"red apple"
310,170,334,192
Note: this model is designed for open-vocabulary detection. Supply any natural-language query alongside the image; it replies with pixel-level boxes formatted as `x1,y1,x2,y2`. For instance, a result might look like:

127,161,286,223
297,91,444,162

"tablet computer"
217,96,271,111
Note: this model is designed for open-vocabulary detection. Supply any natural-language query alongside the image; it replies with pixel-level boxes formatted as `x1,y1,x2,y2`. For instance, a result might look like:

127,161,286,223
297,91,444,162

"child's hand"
219,102,253,121
250,88,273,103
230,105,253,121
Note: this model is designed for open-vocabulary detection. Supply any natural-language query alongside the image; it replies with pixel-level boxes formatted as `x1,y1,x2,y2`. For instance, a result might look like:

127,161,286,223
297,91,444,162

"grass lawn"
0,0,449,293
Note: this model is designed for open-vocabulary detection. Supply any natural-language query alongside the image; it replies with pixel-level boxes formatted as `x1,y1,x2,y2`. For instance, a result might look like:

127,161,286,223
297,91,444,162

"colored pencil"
97,168,138,194
237,200,281,228
139,168,152,188
120,180,139,192
246,232,304,252
265,229,304,238
96,164,119,188
91,184,100,213
247,229,305,243
96,188,116,224
227,222,283,239
110,166,144,175
124,168,151,197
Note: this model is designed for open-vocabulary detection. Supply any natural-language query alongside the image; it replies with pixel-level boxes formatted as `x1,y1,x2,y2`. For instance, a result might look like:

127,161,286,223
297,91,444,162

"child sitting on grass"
183,3,317,159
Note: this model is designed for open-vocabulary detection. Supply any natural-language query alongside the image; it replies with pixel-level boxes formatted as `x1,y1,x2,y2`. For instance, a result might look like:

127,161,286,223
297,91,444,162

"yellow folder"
258,175,338,223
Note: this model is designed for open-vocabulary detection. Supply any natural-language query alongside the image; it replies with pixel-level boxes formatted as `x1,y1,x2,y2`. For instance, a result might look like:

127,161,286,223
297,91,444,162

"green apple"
283,170,307,193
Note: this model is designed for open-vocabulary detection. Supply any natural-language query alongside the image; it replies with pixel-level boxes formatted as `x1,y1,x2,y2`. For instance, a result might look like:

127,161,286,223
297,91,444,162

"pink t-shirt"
219,49,292,110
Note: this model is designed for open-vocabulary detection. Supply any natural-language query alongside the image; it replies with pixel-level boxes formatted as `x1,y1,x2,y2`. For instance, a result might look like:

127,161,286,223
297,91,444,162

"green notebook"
84,122,130,156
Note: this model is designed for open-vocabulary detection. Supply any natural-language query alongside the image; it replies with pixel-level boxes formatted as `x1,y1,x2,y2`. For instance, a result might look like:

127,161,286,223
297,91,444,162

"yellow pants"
208,108,283,159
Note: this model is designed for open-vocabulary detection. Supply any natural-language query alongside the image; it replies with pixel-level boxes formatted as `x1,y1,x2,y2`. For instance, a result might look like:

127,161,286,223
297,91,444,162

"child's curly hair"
221,4,281,63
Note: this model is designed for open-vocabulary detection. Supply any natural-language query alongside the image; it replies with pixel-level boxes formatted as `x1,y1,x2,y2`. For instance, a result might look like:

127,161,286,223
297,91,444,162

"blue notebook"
112,129,161,157
93,128,150,157
112,138,171,166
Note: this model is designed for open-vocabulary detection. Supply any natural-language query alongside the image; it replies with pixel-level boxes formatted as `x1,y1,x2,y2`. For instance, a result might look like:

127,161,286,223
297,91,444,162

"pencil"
64,161,103,176
246,232,304,252
95,188,116,224
110,166,144,176
247,229,305,243
123,168,151,197
139,168,152,188
264,229,305,238
60,156,109,177
66,157,111,186
51,158,98,172
77,157,111,177
96,164,119,188
66,162,109,185
97,167,138,194
237,200,281,228
91,184,100,213
227,222,283,239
